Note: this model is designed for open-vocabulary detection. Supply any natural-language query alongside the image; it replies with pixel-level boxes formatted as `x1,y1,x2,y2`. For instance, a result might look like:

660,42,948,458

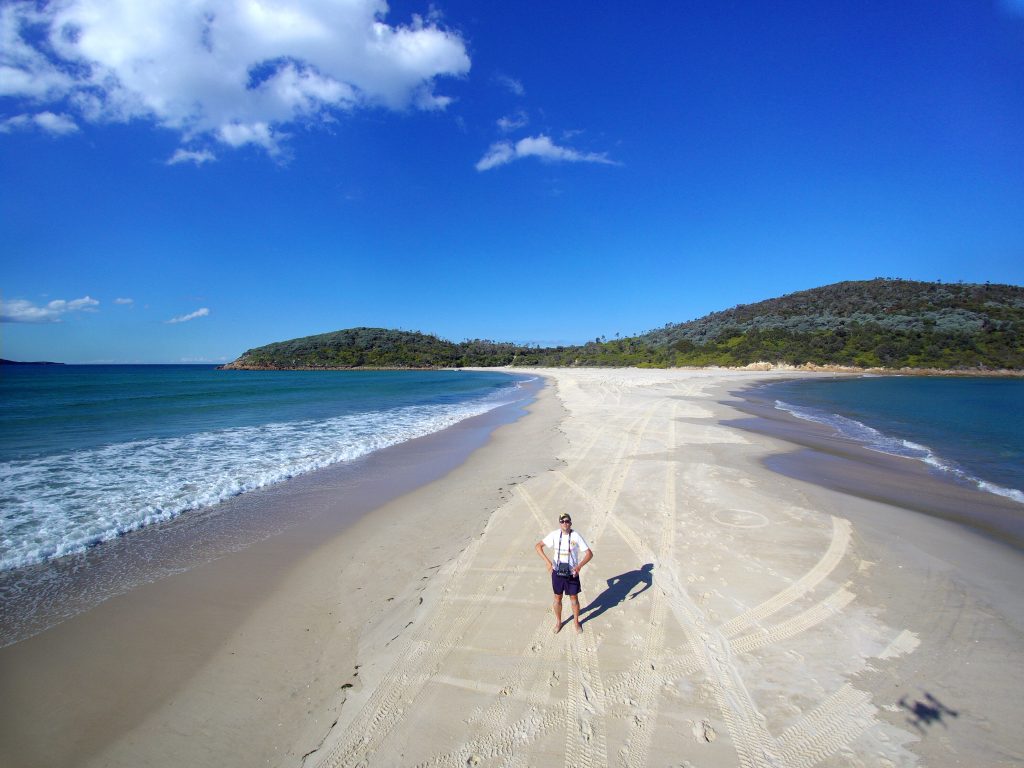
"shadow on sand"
899,691,960,735
580,563,654,625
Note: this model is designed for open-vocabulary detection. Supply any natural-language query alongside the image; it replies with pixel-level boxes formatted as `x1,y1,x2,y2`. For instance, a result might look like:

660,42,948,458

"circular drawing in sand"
712,509,769,529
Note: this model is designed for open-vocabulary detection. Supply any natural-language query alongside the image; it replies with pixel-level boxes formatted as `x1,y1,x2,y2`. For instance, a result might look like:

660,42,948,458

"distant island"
0,359,64,366
221,279,1024,372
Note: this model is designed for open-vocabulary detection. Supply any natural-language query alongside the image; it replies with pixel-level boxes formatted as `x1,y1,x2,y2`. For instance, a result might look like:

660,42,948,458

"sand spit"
300,368,1023,767
3,369,1022,767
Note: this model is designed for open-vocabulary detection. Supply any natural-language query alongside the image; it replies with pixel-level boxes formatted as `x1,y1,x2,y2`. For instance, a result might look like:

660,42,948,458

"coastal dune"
2,368,1022,767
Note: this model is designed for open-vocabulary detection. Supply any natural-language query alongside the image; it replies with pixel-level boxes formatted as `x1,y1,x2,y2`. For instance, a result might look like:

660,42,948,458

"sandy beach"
3,368,1023,767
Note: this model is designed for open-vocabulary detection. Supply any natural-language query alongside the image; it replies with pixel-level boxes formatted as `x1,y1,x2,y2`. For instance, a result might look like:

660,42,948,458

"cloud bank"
1,295,99,323
0,0,470,155
475,134,617,171
167,307,210,324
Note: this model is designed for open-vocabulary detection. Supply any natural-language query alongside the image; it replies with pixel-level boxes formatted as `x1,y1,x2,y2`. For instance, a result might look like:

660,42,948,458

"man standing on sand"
535,514,593,633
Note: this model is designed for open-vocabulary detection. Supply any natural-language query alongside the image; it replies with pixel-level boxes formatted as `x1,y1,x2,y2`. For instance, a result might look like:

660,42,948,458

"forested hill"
222,280,1024,371
221,327,521,369
636,279,1024,369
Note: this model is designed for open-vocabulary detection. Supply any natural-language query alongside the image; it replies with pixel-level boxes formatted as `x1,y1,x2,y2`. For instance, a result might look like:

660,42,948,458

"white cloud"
167,148,216,166
0,111,79,135
218,121,281,154
114,297,134,304
65,297,99,311
0,295,99,323
0,0,470,155
495,74,525,96
497,111,528,132
34,111,80,135
0,5,74,98
166,307,210,324
0,114,30,133
475,141,516,171
475,134,617,172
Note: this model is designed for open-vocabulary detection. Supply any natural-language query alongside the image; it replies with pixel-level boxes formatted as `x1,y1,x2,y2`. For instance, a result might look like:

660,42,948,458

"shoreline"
0,375,566,768
0,374,542,647
219,362,1024,377
727,380,1024,551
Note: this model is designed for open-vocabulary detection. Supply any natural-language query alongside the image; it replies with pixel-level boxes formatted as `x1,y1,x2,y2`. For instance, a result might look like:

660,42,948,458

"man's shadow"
580,563,653,625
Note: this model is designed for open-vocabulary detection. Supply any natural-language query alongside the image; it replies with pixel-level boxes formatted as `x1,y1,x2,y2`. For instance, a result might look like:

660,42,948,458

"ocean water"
0,365,532,572
760,376,1024,505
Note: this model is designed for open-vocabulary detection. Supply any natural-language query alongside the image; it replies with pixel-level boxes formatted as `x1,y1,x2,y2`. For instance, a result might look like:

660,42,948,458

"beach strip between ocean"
2,368,1023,768
0,376,566,768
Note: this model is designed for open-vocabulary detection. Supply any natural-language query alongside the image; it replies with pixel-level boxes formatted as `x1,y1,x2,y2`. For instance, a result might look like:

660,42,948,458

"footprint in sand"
579,719,594,744
700,720,717,742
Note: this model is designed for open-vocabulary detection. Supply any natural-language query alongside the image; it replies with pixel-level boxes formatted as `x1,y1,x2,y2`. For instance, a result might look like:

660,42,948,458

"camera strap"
557,530,572,567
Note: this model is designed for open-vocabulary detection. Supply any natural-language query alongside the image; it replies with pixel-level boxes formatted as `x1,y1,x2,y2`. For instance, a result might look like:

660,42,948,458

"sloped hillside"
222,280,1024,371
634,280,1023,368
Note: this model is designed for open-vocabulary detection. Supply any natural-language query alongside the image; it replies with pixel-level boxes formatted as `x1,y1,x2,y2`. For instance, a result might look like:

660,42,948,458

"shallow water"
757,376,1024,504
0,366,531,570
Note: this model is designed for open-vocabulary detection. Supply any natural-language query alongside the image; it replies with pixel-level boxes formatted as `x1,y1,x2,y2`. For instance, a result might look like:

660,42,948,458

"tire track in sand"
429,397,656,768
417,576,872,768
564,630,610,768
329,377,878,768
591,397,858,768
615,402,677,768
556,397,665,768
729,587,856,655
425,480,571,768
718,516,852,638
775,684,876,768
313,482,564,768
551,398,680,768
425,380,872,768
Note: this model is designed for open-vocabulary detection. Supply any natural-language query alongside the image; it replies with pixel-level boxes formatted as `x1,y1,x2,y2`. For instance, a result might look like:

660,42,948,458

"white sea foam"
774,399,1024,505
0,396,510,571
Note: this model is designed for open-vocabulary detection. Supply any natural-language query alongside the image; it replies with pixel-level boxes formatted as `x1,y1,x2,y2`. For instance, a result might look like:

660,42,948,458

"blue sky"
2,0,1023,363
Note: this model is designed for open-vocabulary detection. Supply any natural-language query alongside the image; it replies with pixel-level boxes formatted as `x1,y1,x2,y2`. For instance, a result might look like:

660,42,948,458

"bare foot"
574,622,583,634
554,621,563,634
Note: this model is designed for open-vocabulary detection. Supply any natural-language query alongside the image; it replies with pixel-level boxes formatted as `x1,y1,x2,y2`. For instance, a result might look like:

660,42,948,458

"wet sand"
728,384,1024,550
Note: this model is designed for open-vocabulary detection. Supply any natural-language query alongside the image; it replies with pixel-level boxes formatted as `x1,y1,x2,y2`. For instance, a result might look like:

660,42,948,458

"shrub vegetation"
223,279,1024,371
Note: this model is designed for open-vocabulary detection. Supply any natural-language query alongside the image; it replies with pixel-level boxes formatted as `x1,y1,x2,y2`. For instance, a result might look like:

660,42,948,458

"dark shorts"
552,572,582,596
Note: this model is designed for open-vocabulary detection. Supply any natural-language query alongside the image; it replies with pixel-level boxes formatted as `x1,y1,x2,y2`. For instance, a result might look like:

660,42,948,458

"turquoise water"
0,366,531,570
761,376,1024,504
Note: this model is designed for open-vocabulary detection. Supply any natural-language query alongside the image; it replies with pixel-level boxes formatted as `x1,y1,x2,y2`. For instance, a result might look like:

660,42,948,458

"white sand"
304,368,1024,768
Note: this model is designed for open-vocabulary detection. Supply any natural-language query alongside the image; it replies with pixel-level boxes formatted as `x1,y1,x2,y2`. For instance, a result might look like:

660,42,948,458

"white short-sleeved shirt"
542,529,590,568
